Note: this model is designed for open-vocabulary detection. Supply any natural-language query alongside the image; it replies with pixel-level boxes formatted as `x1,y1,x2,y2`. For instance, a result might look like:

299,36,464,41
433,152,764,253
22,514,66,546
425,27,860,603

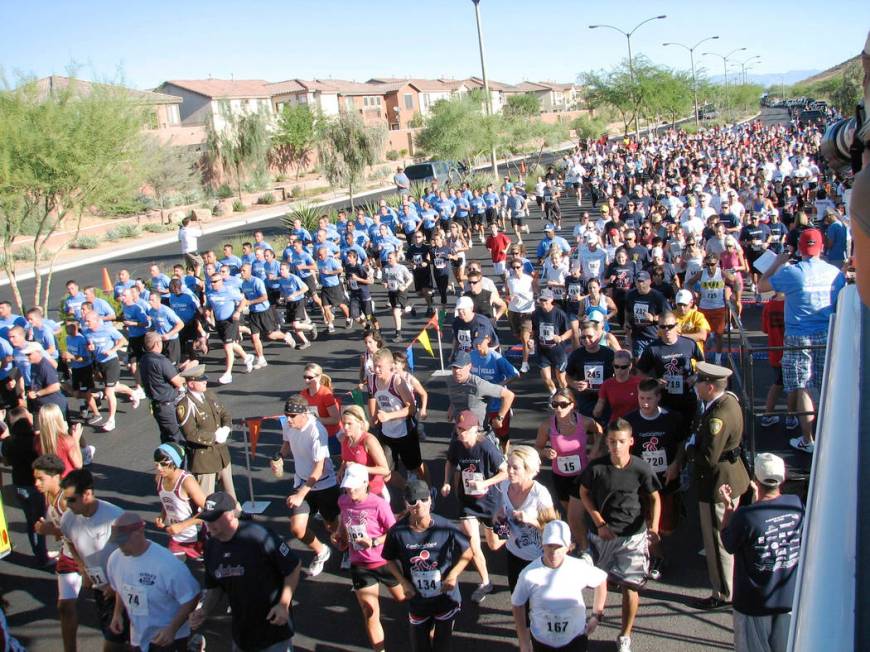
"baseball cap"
586,233,599,245
456,296,474,311
284,395,310,415
586,309,605,324
340,463,369,490
109,512,145,544
636,271,651,282
404,479,431,503
451,351,472,368
675,289,694,306
471,333,490,346
199,492,238,522
754,452,786,487
539,288,555,301
542,520,571,547
455,409,479,430
798,228,824,256
544,223,555,232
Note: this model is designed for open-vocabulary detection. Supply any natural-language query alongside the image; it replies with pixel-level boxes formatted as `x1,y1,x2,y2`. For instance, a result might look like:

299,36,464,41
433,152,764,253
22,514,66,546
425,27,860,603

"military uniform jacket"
691,391,750,502
176,389,232,474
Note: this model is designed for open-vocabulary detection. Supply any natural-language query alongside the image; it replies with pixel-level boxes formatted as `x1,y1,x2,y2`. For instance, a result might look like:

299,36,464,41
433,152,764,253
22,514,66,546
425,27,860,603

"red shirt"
598,375,642,423
761,299,785,368
302,385,341,437
485,233,511,263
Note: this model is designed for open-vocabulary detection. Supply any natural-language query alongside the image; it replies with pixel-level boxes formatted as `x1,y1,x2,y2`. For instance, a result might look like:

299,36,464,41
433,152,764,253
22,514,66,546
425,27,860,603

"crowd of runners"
0,111,853,652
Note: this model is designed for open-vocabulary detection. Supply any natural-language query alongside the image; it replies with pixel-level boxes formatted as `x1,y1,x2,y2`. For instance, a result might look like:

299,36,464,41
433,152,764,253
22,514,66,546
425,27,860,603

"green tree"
503,92,541,118
142,138,199,223
582,60,641,136
571,114,607,140
415,95,489,169
643,68,694,127
0,75,148,312
204,102,271,201
317,111,386,209
271,103,317,180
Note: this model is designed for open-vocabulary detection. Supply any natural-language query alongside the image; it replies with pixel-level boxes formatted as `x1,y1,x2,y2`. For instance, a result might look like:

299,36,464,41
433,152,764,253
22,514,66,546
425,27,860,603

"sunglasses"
511,266,522,270
406,498,430,507
155,460,173,467
659,323,678,330
613,364,631,370
551,401,573,409
469,279,481,284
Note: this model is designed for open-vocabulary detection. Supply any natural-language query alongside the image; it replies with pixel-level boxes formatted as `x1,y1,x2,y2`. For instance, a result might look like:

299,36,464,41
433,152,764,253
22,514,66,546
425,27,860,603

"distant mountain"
709,70,821,87
797,55,862,85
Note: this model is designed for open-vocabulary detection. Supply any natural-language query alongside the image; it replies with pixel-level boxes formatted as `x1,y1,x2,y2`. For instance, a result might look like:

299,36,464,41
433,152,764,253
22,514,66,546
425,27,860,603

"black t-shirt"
464,288,494,318
531,305,571,351
383,514,470,617
1,433,39,486
721,494,804,616
607,262,636,292
652,281,675,302
407,243,432,270
565,346,614,394
625,408,686,492
446,436,505,514
29,357,67,414
578,454,661,536
204,521,301,650
739,224,770,253
139,352,179,402
451,314,499,353
636,336,703,400
621,244,650,266
565,274,586,311
345,263,371,298
624,288,669,341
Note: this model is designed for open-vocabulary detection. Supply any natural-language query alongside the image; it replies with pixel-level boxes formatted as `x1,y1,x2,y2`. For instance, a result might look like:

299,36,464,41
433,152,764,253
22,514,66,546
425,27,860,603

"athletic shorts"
284,300,306,323
551,472,580,504
247,309,278,336
303,275,317,297
320,285,347,307
485,207,498,225
486,410,512,440
71,366,95,392
532,633,588,652
782,332,828,394
95,358,121,388
127,335,146,362
459,500,493,524
493,261,506,277
537,345,567,371
288,484,341,522
351,563,400,590
510,213,524,227
168,537,204,561
589,529,649,590
700,307,728,335
215,318,240,344
57,570,83,601
388,291,408,309
508,311,533,336
413,269,433,291
162,338,181,365
93,586,129,643
471,213,484,228
349,293,372,320
378,432,423,472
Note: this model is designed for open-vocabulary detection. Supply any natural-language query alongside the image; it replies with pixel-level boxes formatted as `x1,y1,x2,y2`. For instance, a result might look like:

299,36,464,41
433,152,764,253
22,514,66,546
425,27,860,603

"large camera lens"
820,118,858,172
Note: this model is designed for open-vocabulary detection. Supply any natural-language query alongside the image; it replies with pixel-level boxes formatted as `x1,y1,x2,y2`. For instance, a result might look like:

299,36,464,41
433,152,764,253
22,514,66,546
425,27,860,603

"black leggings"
434,273,449,304
410,618,454,652
532,634,588,651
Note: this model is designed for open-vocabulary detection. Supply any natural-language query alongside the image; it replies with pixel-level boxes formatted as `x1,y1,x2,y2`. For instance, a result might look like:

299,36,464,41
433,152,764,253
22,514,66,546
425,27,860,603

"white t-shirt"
107,542,200,651
60,500,123,588
178,226,202,254
280,414,336,490
497,481,553,560
511,556,607,647
507,275,534,313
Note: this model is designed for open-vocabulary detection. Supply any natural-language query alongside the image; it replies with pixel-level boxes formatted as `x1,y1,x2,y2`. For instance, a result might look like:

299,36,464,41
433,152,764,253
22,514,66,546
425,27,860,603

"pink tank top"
341,431,385,495
548,413,589,477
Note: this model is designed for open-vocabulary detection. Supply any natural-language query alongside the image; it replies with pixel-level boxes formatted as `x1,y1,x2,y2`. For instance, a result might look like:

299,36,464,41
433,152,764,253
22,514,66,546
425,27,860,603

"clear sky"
1,0,868,90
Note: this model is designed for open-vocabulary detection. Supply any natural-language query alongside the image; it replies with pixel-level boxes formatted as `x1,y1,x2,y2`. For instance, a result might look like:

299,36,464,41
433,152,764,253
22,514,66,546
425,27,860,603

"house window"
166,104,180,125
404,93,414,110
345,97,354,110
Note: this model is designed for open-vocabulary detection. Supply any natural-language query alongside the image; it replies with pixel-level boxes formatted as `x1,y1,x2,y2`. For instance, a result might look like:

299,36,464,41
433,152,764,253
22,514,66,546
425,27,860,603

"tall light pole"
663,35,719,128
471,0,498,177
589,14,667,137
703,47,747,115
736,55,762,85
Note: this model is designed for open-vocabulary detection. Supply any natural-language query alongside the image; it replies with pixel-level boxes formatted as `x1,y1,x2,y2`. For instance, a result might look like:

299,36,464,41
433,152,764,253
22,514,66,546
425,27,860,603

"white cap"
20,342,44,355
542,520,571,547
340,463,369,490
456,296,474,311
675,289,694,306
754,453,786,487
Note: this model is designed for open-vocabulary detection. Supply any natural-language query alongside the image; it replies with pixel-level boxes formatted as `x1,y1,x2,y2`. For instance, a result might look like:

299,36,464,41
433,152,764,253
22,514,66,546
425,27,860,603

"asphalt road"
1,132,804,652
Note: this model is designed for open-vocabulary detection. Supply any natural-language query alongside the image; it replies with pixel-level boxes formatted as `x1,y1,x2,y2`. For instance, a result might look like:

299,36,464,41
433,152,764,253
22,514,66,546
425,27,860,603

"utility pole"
472,0,498,178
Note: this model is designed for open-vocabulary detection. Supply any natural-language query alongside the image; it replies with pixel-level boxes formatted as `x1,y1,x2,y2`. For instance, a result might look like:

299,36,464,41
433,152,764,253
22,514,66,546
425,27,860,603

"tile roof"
31,75,182,104
161,79,271,99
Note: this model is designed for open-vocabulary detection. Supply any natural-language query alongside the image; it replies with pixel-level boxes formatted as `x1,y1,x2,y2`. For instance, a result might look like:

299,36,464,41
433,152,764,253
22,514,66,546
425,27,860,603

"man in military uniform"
176,364,238,502
689,361,749,609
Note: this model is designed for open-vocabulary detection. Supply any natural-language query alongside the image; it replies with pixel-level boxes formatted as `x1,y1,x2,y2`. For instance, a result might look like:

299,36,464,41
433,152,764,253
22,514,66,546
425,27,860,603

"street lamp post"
736,55,762,85
702,48,747,116
471,0,498,178
663,35,719,128
589,14,667,137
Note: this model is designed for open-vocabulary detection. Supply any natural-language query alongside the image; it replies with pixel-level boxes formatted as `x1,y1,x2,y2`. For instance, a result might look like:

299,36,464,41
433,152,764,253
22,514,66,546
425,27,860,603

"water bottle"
270,453,284,478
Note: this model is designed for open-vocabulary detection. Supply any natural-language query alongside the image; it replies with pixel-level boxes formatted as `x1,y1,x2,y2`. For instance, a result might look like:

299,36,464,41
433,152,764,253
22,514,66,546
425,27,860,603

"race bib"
539,323,556,344
411,569,442,598
567,284,583,299
537,610,574,646
86,566,107,587
434,257,447,269
642,448,667,473
664,373,684,395
348,278,359,290
556,455,582,475
584,363,604,387
413,254,423,264
457,330,471,349
387,279,399,292
632,303,649,322
587,259,601,276
349,523,367,550
703,288,722,303
461,468,486,496
121,583,148,616
551,286,565,299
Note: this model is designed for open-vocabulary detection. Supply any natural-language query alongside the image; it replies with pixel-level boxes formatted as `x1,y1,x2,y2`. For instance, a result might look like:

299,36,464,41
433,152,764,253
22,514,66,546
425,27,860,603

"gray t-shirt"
447,373,505,425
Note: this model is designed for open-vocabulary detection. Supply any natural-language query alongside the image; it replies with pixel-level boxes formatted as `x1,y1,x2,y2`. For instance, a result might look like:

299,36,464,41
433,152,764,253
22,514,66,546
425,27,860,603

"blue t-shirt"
84,324,124,363
64,334,92,370
150,274,171,294
148,305,182,339
290,228,312,244
208,287,242,322
169,292,200,324
91,298,116,321
122,302,150,338
113,279,134,300
470,197,486,215
770,258,846,336
825,221,848,262
435,198,456,220
340,243,368,265
253,240,273,251
420,209,439,229
536,236,571,259
11,344,31,386
251,259,266,280
63,292,87,318
241,252,256,266
219,254,243,275
30,325,58,360
455,197,470,218
470,349,519,412
263,260,281,289
290,250,315,279
0,337,14,380
241,277,270,312
483,192,499,208
278,274,307,300
0,314,27,341
315,241,340,258
317,257,342,288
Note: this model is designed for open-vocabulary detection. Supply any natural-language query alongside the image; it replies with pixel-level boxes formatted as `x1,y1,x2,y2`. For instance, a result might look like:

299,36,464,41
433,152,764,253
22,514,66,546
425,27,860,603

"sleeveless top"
548,413,589,477
47,491,78,573
157,472,199,543
699,268,726,309
341,431,385,496
368,373,408,439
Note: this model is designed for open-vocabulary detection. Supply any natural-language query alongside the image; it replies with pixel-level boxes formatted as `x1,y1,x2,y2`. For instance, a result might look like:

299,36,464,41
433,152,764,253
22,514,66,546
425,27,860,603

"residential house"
267,79,340,116
464,76,513,114
155,79,273,132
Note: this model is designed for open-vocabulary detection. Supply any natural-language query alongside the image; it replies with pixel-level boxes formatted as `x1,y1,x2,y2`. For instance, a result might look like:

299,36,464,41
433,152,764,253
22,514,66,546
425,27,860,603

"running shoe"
471,582,493,603
305,546,332,577
87,414,103,426
520,361,530,374
297,341,312,350
253,357,268,370
100,418,116,433
617,636,632,652
218,373,233,385
785,416,799,430
327,323,336,334
244,354,254,373
789,437,815,454
310,323,319,340
82,445,96,466
759,415,780,427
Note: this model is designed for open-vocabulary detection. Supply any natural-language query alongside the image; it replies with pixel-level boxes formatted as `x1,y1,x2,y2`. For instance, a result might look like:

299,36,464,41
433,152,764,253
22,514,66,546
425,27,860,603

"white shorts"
493,261,506,276
58,571,83,601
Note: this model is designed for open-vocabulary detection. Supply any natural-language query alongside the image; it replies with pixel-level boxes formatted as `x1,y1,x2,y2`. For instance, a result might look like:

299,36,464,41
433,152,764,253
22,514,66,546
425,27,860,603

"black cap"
450,351,472,368
284,395,309,415
404,479,431,503
199,492,237,522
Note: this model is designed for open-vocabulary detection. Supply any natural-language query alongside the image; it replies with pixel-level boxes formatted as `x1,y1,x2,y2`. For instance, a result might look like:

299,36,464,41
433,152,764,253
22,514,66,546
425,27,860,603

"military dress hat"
180,364,208,381
695,361,733,382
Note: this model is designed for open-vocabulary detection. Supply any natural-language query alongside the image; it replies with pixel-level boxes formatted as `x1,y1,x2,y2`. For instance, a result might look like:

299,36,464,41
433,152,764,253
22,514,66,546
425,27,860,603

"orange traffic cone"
101,267,112,293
